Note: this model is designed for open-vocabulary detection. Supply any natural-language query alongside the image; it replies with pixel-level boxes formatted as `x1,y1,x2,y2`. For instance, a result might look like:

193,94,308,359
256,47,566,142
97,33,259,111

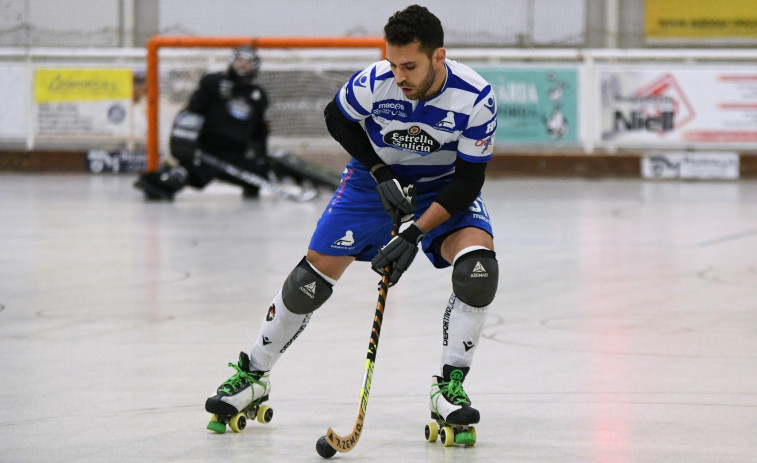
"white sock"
440,292,489,372
249,289,311,371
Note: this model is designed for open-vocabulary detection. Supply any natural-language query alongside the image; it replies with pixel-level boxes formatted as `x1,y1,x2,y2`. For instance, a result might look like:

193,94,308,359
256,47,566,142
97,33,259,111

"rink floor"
1,173,756,463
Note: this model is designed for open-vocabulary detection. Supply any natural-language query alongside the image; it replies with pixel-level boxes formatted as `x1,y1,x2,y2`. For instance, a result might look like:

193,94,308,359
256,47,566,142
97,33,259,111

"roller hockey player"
134,46,270,200
205,5,498,446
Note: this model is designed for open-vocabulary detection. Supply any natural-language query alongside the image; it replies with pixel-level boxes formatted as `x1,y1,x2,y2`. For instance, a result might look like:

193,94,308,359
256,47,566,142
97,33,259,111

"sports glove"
371,165,416,223
371,222,425,286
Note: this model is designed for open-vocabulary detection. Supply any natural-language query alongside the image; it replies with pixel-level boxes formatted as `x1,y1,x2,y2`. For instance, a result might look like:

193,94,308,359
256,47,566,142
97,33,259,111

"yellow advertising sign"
35,69,133,103
646,0,757,39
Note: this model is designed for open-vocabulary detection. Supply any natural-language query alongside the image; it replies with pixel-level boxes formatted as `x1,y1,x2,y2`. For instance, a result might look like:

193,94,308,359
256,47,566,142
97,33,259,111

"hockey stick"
197,151,318,202
268,148,342,190
322,220,400,455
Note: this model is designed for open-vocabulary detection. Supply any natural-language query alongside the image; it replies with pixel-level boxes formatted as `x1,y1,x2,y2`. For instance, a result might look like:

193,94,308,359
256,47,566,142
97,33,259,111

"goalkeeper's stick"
198,151,318,202
323,220,400,453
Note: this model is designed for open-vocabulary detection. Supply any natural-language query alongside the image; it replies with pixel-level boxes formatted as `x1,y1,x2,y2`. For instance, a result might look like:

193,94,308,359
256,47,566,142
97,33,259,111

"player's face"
386,40,446,101
231,57,255,76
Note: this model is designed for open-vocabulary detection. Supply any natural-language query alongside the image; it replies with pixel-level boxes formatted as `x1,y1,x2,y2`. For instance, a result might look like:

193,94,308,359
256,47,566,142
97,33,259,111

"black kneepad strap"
282,257,334,314
452,249,498,308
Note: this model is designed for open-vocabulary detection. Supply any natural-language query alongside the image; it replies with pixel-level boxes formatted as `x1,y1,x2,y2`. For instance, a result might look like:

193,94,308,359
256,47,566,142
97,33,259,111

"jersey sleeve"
457,85,497,163
335,63,379,122
185,74,216,114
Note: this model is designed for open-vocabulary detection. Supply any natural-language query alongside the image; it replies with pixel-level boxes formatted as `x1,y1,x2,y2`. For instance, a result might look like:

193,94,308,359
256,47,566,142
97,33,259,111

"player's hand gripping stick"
371,222,425,286
372,165,416,223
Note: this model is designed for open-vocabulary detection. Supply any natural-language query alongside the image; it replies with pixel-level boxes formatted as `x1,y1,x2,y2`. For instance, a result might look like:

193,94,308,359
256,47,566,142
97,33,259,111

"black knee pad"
452,249,498,308
281,257,334,314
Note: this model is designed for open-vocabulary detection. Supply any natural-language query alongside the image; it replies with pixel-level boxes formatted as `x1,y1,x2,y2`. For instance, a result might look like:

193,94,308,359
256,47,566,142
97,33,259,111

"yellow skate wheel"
440,426,455,447
229,412,247,433
425,421,438,443
207,415,226,434
257,405,273,424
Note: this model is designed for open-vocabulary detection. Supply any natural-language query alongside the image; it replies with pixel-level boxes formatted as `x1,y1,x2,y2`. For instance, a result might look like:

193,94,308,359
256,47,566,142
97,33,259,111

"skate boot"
425,365,478,447
133,164,188,200
205,352,273,433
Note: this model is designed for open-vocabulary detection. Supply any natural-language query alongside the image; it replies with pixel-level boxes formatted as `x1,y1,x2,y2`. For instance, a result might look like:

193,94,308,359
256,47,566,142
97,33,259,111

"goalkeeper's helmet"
228,46,261,82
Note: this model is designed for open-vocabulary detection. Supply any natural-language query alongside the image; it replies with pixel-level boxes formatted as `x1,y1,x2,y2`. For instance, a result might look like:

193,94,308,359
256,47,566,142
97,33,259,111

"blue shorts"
308,164,494,269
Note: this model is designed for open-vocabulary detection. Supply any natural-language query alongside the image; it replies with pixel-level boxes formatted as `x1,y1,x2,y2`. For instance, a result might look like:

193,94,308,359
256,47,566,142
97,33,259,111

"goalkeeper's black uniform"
135,47,270,200
180,71,270,193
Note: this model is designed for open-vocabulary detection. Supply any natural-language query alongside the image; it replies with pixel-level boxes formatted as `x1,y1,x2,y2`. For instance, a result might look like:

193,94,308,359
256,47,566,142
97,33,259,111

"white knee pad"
440,293,489,370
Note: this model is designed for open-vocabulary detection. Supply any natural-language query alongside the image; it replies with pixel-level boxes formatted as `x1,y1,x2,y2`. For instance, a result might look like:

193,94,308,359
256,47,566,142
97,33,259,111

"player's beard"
401,66,436,101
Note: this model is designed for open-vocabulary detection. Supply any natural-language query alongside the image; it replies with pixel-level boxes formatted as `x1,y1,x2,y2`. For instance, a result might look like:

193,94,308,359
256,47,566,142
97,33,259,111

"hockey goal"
145,36,386,171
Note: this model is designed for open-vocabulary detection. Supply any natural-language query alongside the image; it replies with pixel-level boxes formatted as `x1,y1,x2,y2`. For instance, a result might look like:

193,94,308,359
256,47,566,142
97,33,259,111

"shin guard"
249,289,312,371
440,293,489,370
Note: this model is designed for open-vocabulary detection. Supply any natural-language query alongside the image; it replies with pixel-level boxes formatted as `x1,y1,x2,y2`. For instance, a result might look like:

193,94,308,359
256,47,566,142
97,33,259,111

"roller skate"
425,365,478,447
205,352,273,433
133,164,188,201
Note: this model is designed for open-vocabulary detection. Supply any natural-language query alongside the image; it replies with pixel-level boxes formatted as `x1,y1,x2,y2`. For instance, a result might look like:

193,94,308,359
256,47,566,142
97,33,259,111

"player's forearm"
415,202,451,233
433,159,486,217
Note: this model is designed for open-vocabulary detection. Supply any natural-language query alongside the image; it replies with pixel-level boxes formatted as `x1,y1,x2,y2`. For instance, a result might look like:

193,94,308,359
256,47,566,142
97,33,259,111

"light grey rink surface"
1,173,756,463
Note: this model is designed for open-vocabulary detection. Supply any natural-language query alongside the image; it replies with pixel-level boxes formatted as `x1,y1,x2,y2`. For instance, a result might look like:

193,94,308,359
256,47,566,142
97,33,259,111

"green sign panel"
476,67,579,145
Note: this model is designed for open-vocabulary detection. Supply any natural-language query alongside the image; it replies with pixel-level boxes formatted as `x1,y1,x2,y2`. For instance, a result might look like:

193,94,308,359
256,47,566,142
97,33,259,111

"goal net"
146,36,385,173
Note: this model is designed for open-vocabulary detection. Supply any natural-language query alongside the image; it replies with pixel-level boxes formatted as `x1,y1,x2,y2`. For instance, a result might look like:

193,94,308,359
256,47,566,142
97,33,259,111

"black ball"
316,436,337,459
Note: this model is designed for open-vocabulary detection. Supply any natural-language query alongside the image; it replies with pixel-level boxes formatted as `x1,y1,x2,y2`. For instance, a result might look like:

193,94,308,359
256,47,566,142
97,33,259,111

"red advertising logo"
634,73,696,136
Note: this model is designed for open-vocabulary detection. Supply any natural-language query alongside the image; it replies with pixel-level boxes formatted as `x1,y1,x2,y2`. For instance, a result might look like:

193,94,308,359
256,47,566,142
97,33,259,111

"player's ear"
433,47,446,67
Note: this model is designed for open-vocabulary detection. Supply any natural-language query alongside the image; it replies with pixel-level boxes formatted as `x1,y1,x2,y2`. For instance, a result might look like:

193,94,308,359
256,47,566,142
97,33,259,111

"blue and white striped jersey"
335,58,497,184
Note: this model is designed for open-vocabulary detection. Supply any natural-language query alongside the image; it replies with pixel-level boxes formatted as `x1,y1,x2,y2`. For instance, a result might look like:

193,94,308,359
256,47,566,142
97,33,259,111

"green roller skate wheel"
207,415,227,434
455,430,476,446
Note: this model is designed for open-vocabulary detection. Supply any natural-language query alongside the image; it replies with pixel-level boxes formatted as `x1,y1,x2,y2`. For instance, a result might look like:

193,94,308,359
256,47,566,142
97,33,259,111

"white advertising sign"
641,151,740,179
599,68,757,146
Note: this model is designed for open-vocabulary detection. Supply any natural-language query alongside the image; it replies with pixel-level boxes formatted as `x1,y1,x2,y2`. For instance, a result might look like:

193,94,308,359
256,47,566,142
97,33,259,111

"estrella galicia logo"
384,125,441,153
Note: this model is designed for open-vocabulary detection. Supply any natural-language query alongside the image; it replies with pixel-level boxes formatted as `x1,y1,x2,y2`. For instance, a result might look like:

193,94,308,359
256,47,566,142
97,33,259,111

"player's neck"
420,62,448,102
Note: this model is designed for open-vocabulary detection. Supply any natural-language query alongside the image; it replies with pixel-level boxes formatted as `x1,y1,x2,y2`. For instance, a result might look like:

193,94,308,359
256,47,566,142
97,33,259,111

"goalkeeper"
134,46,270,200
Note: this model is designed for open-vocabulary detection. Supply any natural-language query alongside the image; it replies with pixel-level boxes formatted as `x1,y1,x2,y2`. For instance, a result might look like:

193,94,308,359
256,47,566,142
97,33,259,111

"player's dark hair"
384,5,444,57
